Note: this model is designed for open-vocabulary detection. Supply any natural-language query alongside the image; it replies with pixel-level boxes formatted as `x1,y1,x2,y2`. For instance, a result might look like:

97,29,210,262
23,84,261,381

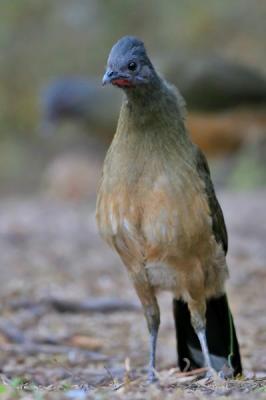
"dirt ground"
0,190,265,399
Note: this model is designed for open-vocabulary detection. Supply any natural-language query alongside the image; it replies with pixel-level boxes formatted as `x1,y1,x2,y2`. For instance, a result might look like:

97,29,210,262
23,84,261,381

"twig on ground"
9,297,140,314
0,342,108,361
175,367,208,377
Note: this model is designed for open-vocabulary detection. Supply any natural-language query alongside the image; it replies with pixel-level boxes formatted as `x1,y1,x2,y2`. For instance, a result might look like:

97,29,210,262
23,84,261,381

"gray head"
102,36,158,90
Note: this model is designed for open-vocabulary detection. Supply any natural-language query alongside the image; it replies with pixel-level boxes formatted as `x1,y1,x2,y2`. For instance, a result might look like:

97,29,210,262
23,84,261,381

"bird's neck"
115,77,189,150
104,78,194,186
125,73,165,109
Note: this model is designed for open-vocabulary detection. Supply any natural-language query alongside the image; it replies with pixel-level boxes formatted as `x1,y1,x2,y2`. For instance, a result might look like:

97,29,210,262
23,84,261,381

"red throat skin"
112,79,134,88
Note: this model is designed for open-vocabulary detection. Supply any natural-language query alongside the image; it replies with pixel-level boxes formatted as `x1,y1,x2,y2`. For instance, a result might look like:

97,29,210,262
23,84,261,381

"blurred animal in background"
40,58,266,156
164,55,266,111
40,77,122,139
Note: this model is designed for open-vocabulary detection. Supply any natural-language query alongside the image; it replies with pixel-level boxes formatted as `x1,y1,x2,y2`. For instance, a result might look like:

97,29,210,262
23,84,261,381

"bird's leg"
130,268,160,383
184,263,216,377
196,328,213,372
146,304,160,382
188,299,215,377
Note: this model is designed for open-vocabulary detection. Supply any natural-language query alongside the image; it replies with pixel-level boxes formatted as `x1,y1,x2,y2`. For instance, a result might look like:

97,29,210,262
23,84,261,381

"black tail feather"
173,294,242,376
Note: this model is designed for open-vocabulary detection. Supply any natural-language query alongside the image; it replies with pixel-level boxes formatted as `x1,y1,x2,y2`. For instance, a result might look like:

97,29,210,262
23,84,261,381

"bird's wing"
194,147,228,254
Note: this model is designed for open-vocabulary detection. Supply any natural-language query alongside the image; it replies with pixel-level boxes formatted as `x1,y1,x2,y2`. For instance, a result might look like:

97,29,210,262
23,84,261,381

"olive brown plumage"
97,36,242,381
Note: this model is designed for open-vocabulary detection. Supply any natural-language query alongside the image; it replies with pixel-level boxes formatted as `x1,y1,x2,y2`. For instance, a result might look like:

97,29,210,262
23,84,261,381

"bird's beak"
102,69,133,88
102,69,118,86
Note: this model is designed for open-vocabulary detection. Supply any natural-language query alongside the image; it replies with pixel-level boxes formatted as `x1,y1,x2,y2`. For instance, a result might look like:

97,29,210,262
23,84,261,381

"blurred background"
1,0,266,196
0,0,265,394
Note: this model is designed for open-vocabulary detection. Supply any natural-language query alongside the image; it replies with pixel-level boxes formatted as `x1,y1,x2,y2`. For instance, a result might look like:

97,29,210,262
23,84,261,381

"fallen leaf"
66,335,103,350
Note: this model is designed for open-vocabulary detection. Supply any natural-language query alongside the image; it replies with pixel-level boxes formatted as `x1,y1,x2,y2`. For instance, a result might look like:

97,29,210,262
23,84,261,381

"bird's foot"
218,366,234,380
147,369,158,384
204,368,227,385
218,370,226,380
205,367,220,380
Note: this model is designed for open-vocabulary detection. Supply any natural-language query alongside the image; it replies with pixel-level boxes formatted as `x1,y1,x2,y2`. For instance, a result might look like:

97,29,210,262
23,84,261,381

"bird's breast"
96,170,212,266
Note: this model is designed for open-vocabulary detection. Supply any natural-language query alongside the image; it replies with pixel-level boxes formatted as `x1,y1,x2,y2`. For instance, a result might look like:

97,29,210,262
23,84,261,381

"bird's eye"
128,61,137,71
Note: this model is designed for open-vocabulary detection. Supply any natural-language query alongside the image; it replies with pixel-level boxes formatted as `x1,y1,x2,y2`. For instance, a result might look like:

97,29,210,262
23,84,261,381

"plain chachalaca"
164,55,266,111
96,36,242,382
41,77,121,136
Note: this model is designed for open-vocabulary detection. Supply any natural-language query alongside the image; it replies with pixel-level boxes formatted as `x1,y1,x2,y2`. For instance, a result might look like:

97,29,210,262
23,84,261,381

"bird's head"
102,36,157,90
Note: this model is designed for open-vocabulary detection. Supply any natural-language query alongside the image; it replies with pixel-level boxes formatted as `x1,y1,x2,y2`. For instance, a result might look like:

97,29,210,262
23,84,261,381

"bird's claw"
205,367,219,380
147,369,158,384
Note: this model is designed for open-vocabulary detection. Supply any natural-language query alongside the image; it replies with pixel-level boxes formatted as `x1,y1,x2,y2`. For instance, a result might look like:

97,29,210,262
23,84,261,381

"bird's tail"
173,294,242,377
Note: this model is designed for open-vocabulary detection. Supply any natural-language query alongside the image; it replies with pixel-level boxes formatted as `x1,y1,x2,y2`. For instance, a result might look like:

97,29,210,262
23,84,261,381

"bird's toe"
147,370,158,384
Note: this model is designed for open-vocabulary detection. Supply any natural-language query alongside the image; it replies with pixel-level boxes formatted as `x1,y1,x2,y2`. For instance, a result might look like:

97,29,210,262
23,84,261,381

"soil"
0,190,265,399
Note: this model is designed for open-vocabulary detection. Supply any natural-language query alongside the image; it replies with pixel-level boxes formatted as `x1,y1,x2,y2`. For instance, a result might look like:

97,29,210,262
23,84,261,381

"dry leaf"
66,335,103,350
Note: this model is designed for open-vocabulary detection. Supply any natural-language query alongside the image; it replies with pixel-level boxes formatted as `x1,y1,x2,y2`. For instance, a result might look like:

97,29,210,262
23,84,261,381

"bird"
164,55,266,111
96,36,242,382
40,77,121,137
